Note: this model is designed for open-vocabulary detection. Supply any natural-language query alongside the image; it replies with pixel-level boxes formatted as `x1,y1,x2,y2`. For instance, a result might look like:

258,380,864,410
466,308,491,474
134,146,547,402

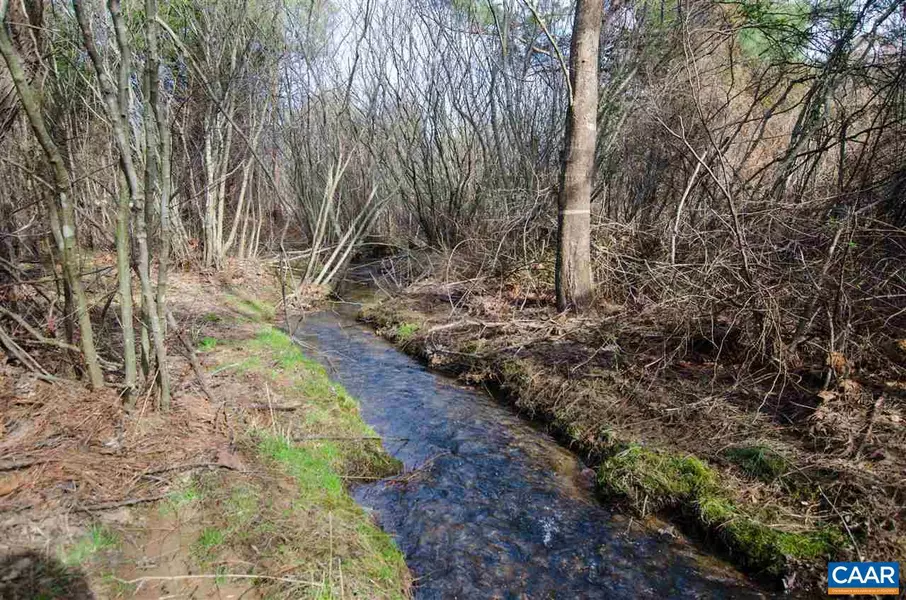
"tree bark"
0,0,41,140
555,0,602,312
116,174,137,406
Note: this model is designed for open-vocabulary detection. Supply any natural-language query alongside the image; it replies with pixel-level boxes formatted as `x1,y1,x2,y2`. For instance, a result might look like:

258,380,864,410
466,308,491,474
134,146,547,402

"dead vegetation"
0,260,410,599
358,251,906,592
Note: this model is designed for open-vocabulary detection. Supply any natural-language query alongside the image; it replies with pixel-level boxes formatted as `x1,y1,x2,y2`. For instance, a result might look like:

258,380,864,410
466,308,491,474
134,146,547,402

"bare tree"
0,0,104,389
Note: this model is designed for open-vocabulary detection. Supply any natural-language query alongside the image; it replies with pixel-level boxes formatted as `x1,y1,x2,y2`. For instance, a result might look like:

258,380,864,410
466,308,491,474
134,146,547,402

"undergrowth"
59,525,118,567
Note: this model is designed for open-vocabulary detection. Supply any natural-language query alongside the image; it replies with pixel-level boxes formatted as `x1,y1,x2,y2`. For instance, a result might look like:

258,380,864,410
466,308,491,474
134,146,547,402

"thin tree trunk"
0,0,104,389
73,0,169,407
116,172,137,406
555,0,601,311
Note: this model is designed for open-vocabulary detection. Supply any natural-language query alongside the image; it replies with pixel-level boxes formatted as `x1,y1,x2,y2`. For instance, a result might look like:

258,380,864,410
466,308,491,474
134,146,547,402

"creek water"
295,308,766,599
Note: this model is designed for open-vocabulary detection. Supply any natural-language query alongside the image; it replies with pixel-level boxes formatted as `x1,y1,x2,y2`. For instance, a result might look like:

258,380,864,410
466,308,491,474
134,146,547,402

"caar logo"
828,562,899,595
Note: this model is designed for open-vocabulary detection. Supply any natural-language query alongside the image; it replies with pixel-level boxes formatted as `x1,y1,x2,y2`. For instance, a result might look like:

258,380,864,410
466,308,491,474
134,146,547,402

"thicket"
1,0,904,404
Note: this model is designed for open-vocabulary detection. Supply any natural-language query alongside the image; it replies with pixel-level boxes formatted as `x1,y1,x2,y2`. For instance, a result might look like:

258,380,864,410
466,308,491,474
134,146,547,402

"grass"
159,480,202,516
259,435,345,506
194,527,226,558
195,321,409,598
363,298,851,584
723,445,788,482
59,525,118,567
255,432,408,597
227,294,276,321
246,326,402,478
597,444,844,576
198,336,219,351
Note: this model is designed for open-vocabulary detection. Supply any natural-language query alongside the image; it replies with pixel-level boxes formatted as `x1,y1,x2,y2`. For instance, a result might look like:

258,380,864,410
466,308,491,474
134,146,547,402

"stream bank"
354,275,887,595
0,261,410,599
296,308,763,598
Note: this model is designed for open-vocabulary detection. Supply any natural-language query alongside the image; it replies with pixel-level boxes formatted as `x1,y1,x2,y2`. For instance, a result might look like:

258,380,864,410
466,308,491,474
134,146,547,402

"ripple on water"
295,313,767,599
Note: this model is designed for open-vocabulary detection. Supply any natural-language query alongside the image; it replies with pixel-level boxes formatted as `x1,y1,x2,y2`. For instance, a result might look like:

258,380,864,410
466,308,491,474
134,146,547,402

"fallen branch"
0,459,48,472
115,573,323,588
249,403,303,411
73,492,171,512
166,311,217,404
143,462,242,476
293,435,409,442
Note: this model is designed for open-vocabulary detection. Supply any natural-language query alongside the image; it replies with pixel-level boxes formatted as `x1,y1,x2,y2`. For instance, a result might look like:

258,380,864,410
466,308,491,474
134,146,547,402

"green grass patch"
198,336,219,351
189,321,409,597
194,527,226,559
160,481,202,515
597,444,843,576
59,525,118,567
251,326,322,371
259,435,346,506
254,432,408,597
723,445,788,482
227,295,276,321
203,312,223,323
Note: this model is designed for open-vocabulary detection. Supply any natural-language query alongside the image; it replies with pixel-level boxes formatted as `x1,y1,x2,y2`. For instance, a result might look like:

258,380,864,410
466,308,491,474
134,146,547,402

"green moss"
59,525,118,567
598,444,718,509
717,517,844,575
723,445,788,482
203,312,222,323
500,359,533,391
394,322,419,341
597,444,842,577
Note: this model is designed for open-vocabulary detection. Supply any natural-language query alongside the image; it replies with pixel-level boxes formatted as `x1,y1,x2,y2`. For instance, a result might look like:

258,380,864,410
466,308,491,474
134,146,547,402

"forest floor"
357,260,906,594
0,259,410,599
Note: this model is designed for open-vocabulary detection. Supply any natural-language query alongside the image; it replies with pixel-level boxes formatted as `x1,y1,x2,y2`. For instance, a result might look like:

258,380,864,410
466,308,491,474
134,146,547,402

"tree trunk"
555,0,602,312
116,173,137,407
72,0,170,407
0,0,105,389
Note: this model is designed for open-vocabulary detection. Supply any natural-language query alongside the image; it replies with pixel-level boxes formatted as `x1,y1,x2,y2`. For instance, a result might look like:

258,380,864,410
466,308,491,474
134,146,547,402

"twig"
248,403,302,411
818,486,862,561
854,394,884,459
265,381,276,436
143,462,242,476
293,435,408,442
0,459,48,472
74,492,171,512
115,573,322,587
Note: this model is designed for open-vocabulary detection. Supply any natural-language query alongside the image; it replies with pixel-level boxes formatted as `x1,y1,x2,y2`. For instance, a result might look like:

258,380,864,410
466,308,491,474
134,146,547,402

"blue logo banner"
828,562,899,595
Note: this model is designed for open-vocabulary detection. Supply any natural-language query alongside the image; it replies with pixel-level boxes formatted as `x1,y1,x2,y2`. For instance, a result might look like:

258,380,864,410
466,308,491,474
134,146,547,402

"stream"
295,308,766,599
